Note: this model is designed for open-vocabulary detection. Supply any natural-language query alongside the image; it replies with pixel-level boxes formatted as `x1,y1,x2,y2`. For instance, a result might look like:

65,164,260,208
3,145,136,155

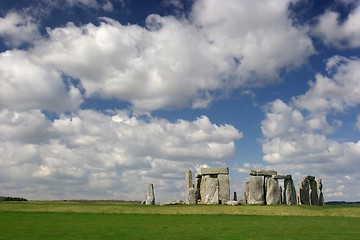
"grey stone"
194,176,201,202
145,183,155,205
218,174,230,204
316,179,324,206
187,186,197,204
284,178,297,205
225,200,241,206
243,180,250,204
233,192,237,201
266,177,281,205
298,178,310,205
304,175,316,181
185,169,192,204
205,176,219,204
248,176,265,205
200,175,208,203
200,167,229,175
272,174,292,180
250,169,277,176
309,179,318,205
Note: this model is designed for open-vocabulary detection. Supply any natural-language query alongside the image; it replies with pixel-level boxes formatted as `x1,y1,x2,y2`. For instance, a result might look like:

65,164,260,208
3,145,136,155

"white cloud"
0,50,83,112
24,0,314,112
261,56,360,201
313,2,360,48
0,109,241,200
0,12,40,47
293,56,360,113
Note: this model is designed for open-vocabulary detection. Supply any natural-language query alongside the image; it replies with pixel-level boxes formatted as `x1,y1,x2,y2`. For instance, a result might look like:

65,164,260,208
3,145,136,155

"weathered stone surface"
205,176,219,204
218,174,230,204
250,169,277,176
243,180,250,204
284,178,297,205
316,179,324,206
298,179,310,205
200,167,229,175
248,176,265,205
266,177,280,205
309,179,318,205
200,175,208,203
187,186,197,204
185,169,192,204
145,183,155,205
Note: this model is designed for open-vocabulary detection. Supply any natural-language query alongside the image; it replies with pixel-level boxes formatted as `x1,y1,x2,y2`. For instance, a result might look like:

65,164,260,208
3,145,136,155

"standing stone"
280,186,283,204
248,176,265,205
266,177,280,205
200,175,208,203
145,184,155,205
218,174,230,204
316,179,324,206
187,186,197,204
298,178,310,205
185,169,192,204
284,178,297,205
195,175,201,202
233,192,237,201
309,179,318,205
205,177,219,204
243,180,250,204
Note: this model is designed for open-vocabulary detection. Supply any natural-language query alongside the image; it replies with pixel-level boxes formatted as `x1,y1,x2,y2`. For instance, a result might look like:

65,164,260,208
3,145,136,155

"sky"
0,0,359,202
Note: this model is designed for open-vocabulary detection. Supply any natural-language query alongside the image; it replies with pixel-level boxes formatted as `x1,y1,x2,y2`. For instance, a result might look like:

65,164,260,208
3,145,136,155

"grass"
1,201,360,239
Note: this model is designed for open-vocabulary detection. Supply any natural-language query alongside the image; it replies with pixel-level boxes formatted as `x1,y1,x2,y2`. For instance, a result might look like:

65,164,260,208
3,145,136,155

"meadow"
1,201,359,239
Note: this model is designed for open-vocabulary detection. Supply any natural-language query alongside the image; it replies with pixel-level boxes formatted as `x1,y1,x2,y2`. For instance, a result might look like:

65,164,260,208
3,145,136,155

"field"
1,201,360,239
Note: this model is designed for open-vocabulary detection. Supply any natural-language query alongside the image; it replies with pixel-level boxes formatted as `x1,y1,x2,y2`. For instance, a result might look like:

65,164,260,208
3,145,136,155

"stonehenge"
145,168,325,206
185,167,230,204
243,170,324,206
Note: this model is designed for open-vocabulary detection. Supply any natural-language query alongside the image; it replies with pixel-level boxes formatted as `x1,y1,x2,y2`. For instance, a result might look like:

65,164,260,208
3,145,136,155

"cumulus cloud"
261,56,360,200
0,50,83,112
313,1,360,48
0,12,40,47
22,0,314,112
0,109,241,200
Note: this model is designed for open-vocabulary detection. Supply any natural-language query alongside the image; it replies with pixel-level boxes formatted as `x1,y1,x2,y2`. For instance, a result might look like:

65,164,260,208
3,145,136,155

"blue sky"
0,0,359,202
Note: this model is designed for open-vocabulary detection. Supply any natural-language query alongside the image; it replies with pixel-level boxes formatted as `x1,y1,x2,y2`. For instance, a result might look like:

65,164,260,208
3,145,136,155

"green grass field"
1,201,360,239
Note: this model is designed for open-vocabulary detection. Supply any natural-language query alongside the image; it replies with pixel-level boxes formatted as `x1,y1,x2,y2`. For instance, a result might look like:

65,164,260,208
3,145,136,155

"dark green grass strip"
0,212,359,240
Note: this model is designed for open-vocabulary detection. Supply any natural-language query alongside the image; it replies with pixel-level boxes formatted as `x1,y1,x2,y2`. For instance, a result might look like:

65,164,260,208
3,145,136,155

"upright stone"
233,192,238,201
187,186,197,204
185,169,192,204
205,177,219,204
218,174,230,204
298,178,310,205
195,175,201,202
200,175,208,203
309,179,318,205
243,180,250,204
284,178,297,205
280,186,283,204
248,176,265,205
316,179,324,206
266,177,280,205
145,183,155,205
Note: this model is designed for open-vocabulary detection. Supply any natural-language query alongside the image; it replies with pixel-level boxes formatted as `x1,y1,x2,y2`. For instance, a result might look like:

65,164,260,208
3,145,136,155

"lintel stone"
304,176,315,181
250,169,277,176
272,174,292,180
200,167,229,175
